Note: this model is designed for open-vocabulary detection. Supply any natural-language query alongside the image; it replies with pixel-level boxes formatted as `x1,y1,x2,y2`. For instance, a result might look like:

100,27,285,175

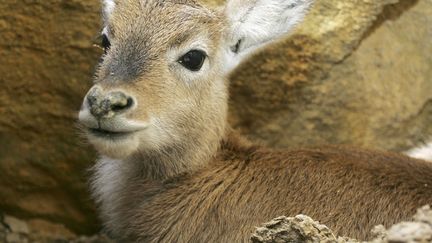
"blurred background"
0,0,431,241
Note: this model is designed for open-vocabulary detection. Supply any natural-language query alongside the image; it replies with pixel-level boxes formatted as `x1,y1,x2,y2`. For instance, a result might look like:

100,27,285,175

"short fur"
92,130,432,242
407,141,432,162
77,0,432,242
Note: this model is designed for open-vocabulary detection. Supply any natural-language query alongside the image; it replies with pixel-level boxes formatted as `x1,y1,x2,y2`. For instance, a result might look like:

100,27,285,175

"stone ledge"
252,205,432,243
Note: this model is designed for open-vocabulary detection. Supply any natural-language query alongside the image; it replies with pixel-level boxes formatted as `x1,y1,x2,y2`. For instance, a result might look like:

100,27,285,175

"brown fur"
78,0,432,242
98,130,432,242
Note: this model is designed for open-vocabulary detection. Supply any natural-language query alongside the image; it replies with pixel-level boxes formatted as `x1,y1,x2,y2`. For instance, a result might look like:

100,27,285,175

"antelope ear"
102,0,116,23
223,0,313,72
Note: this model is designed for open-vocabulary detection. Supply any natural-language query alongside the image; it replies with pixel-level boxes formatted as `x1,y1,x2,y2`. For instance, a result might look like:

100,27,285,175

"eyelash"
101,34,111,53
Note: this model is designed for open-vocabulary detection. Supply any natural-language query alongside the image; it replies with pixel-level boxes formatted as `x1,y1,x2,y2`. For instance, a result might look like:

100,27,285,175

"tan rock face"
0,0,431,234
251,205,432,243
0,0,102,234
227,0,432,151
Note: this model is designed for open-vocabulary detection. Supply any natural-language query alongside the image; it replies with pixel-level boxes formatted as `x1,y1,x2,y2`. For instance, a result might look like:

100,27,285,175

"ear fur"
223,0,313,71
406,141,432,162
102,0,116,23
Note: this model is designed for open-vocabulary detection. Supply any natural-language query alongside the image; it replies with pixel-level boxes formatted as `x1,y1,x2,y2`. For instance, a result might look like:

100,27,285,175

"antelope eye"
101,34,111,53
178,50,206,71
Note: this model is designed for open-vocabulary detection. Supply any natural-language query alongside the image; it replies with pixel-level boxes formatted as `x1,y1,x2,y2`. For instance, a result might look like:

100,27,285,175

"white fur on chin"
88,133,140,159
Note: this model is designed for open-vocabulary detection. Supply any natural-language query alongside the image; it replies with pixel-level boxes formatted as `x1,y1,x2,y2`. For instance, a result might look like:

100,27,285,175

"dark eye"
178,50,206,71
101,34,111,53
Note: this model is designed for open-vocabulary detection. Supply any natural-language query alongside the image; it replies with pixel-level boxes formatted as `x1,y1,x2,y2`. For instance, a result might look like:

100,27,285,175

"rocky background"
251,206,432,243
0,0,431,238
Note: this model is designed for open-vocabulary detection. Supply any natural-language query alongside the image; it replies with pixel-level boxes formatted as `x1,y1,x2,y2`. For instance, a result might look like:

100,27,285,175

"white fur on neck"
92,157,123,205
91,122,226,234
91,157,128,231
406,141,432,162
91,155,149,236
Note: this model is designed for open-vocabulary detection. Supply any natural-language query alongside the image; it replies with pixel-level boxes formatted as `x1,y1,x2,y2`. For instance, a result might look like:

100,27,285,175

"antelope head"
78,0,312,168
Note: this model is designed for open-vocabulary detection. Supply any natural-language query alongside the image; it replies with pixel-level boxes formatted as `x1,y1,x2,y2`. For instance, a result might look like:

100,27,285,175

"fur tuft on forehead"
102,0,203,18
169,0,199,6
169,0,196,3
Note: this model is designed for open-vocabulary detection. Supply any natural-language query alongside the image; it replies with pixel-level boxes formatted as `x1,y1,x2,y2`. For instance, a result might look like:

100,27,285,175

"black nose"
86,87,134,119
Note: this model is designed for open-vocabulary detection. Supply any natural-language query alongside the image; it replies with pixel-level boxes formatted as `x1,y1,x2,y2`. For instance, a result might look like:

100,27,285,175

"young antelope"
78,0,432,241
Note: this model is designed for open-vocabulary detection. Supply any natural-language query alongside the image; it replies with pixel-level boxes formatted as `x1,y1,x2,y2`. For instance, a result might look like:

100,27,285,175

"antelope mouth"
84,126,144,158
88,128,135,139
79,109,150,140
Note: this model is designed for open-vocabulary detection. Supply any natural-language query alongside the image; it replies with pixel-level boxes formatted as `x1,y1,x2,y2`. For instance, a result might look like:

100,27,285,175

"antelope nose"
87,88,134,119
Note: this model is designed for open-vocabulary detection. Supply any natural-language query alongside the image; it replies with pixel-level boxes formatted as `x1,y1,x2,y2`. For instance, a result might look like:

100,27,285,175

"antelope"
77,0,432,242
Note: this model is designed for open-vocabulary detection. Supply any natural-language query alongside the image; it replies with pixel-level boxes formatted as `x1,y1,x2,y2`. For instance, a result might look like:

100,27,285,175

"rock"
251,215,341,243
252,205,432,243
27,218,77,242
414,205,432,225
5,233,27,243
4,216,29,235
227,0,432,151
0,221,8,242
370,225,387,242
379,205,432,243
71,235,115,243
0,0,431,235
386,222,432,242
0,214,113,243
0,0,101,234
370,205,432,243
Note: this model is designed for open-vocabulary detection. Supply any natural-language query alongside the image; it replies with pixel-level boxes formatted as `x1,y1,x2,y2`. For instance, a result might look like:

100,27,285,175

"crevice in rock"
363,0,419,43
333,0,420,67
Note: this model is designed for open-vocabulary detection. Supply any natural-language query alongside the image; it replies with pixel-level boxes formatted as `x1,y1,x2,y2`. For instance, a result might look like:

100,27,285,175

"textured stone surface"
227,0,432,151
2,206,432,243
0,214,113,243
0,0,101,234
0,0,431,235
4,216,29,235
251,215,341,243
251,206,432,243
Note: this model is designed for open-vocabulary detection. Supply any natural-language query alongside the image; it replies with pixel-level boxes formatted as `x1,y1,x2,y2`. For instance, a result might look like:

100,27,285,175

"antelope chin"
86,129,141,159
78,107,151,158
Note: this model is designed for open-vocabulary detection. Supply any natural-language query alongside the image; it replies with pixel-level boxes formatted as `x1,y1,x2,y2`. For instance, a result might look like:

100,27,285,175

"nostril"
111,98,132,112
111,104,124,112
126,97,134,109
109,93,134,113
87,95,97,107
